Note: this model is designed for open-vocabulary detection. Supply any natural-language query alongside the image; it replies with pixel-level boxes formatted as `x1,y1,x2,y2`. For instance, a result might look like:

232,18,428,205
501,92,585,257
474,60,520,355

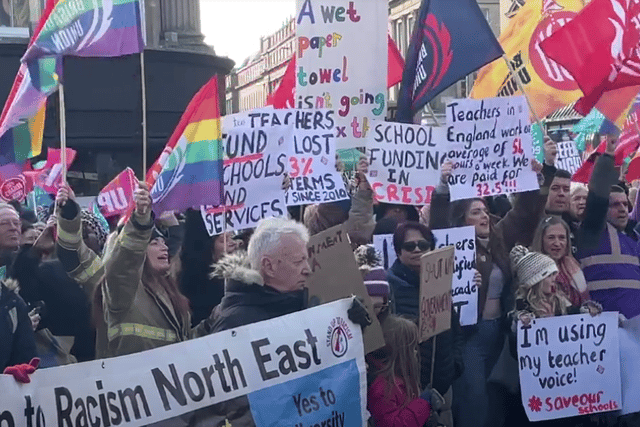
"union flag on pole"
397,0,503,123
540,0,640,117
470,0,585,120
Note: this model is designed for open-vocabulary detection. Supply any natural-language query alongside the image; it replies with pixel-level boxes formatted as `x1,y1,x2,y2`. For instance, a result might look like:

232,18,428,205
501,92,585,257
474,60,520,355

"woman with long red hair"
102,184,191,357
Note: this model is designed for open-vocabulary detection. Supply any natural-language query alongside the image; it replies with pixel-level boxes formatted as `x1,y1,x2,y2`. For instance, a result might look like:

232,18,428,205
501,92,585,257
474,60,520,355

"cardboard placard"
556,140,582,175
517,313,622,422
366,121,447,205
432,226,478,326
306,224,385,353
295,0,388,149
445,96,540,201
419,246,455,342
201,126,288,235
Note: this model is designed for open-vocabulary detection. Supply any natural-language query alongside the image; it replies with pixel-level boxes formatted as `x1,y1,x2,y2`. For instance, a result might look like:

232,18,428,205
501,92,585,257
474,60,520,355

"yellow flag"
470,0,586,119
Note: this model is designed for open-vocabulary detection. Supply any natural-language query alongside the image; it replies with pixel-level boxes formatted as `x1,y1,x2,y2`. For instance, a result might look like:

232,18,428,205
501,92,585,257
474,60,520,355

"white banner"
433,226,478,326
201,125,288,235
367,121,446,205
517,313,622,422
445,96,540,201
0,300,367,427
296,0,388,149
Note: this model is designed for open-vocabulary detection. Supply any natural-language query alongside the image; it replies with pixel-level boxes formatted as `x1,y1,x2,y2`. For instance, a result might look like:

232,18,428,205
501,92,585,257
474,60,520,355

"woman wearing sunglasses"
387,221,463,427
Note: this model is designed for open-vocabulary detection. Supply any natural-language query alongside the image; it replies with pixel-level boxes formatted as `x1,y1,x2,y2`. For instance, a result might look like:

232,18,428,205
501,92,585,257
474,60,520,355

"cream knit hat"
510,245,558,288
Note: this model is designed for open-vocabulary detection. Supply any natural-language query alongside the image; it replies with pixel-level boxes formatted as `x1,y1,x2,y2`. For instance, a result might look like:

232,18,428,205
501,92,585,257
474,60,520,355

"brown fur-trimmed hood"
211,252,264,289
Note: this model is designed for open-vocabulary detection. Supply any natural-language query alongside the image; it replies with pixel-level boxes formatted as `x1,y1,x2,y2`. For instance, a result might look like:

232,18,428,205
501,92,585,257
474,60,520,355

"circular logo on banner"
529,11,579,91
327,317,353,358
0,176,27,202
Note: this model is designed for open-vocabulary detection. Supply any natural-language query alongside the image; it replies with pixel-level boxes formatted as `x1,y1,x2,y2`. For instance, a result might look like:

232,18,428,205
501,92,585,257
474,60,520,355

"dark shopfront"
0,43,234,196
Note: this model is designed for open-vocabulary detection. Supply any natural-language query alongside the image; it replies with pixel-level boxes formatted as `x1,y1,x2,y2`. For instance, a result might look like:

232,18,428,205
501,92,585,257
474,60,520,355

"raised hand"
134,183,151,216
543,137,557,166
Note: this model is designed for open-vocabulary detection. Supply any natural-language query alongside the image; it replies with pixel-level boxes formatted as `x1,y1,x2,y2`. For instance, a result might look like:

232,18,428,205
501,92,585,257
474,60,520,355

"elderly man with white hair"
210,217,314,331
190,217,370,427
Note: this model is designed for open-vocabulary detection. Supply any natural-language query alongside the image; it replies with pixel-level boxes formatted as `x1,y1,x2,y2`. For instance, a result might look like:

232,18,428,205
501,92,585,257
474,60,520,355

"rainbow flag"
0,0,145,166
147,76,224,213
0,0,59,165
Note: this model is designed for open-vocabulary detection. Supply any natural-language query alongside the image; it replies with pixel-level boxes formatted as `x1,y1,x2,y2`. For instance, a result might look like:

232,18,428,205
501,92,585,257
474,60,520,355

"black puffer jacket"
387,259,464,395
190,253,307,427
209,253,307,332
0,280,36,371
11,247,95,361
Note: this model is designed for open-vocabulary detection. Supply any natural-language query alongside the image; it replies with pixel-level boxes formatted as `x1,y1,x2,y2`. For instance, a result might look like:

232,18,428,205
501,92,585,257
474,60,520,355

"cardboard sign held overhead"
419,246,455,343
306,224,385,353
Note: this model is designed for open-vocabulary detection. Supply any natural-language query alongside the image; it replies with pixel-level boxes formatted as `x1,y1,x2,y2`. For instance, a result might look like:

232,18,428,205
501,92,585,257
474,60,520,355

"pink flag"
95,167,138,218
24,148,76,194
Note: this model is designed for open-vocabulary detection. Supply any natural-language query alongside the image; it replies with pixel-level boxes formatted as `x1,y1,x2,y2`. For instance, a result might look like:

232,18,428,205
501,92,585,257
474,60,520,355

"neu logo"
413,13,453,104
326,317,353,358
0,176,27,202
529,10,579,91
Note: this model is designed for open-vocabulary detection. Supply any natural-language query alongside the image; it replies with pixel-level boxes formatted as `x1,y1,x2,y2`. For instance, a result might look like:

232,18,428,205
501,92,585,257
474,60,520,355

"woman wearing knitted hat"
531,216,589,308
509,245,601,324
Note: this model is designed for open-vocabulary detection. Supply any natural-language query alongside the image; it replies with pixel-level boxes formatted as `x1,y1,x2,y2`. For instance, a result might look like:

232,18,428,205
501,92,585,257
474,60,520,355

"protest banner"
556,139,582,175
373,234,396,270
0,299,367,427
517,313,622,422
296,0,388,149
419,246,455,342
432,226,478,326
306,224,385,353
367,121,447,205
201,125,288,235
95,167,138,218
445,96,539,201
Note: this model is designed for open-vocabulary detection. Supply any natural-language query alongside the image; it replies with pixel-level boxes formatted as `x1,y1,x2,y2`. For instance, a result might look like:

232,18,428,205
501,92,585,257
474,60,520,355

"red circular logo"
529,11,579,90
0,176,27,202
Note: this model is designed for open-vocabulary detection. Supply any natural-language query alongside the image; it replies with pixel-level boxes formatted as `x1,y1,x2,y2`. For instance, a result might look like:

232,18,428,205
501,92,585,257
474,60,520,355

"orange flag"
470,0,585,120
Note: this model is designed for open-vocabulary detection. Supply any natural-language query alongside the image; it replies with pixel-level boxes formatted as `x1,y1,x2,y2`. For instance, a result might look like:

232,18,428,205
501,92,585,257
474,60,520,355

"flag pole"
141,50,148,179
501,54,547,137
426,103,440,126
59,83,67,185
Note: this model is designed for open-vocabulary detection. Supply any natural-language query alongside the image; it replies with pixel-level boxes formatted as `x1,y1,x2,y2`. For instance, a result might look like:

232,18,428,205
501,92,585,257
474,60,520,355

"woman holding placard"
430,161,513,427
387,221,462,427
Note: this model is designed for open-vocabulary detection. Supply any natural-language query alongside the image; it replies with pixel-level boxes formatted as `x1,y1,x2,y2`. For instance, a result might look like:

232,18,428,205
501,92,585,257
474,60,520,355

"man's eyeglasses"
401,240,430,252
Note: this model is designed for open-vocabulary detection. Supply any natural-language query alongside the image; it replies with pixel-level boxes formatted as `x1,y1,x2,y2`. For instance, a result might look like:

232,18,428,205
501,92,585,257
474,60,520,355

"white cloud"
200,0,296,66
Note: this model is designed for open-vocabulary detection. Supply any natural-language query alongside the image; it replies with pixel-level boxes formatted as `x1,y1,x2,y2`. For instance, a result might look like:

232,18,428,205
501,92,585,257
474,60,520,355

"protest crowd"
4,0,640,426
2,130,639,427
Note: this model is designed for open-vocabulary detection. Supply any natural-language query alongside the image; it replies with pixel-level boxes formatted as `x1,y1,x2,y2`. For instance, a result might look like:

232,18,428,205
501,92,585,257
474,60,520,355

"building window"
0,0,31,27
396,20,404,54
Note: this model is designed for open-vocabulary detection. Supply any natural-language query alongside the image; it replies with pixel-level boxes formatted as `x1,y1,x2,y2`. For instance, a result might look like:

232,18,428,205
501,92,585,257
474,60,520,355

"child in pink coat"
367,315,433,427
